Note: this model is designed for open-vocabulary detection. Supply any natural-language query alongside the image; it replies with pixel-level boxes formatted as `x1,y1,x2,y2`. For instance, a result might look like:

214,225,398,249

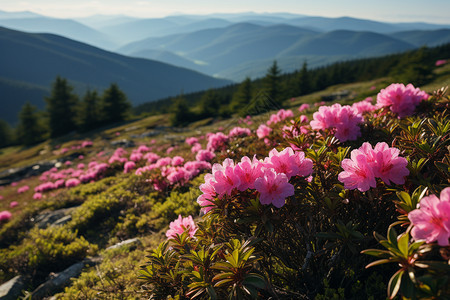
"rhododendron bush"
139,85,450,299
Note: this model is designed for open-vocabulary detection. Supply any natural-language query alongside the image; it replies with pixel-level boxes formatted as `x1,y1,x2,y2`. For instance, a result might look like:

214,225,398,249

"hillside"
0,60,449,298
0,27,231,125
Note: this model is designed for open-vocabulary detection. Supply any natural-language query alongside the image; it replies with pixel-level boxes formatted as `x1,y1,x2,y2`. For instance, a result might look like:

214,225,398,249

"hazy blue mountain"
0,27,231,124
286,16,400,33
128,49,205,72
0,78,48,125
75,14,140,29
101,17,233,45
389,29,450,47
279,30,415,56
0,17,118,49
0,10,41,19
119,23,430,80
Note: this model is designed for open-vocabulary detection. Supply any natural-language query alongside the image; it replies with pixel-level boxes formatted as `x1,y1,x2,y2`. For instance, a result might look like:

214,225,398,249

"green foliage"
230,77,253,117
0,119,14,148
78,89,101,132
263,60,283,105
0,226,96,283
170,95,196,126
16,101,45,146
45,76,79,138
100,83,131,124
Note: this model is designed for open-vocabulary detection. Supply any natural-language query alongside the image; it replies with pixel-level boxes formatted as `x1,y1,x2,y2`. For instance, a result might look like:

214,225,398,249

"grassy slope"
0,63,449,297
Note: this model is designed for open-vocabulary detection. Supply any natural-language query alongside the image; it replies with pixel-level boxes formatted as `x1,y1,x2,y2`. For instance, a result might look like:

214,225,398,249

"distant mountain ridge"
0,27,231,125
119,23,450,80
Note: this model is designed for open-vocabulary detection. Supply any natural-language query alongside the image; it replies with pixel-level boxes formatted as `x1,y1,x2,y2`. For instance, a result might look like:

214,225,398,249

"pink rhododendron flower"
124,161,136,173
206,132,228,152
172,156,185,166
338,149,376,192
10,201,19,208
409,187,450,246
185,137,199,146
229,126,251,138
0,195,3,200
435,59,447,66
0,211,12,222
65,178,81,188
211,158,241,195
17,185,30,194
196,149,216,162
352,97,376,114
298,103,310,112
235,156,264,191
254,168,295,208
129,152,143,162
166,215,198,239
376,83,429,117
256,124,272,139
263,147,313,179
144,152,160,163
77,163,85,170
166,167,189,185
197,174,216,213
81,141,93,147
191,143,202,153
33,192,43,200
370,142,409,185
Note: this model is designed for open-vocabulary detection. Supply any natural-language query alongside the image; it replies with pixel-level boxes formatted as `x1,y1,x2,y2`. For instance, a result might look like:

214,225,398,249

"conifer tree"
17,102,44,146
198,89,220,118
78,89,100,132
295,61,311,96
0,119,13,148
230,77,252,116
100,83,131,125
264,61,283,106
45,76,79,138
170,95,193,126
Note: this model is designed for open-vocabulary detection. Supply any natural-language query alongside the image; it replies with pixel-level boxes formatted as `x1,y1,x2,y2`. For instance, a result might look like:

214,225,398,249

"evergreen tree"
45,76,79,138
198,89,221,118
100,83,131,124
230,77,252,116
264,61,283,105
78,89,100,132
170,95,194,126
0,119,13,148
17,102,44,146
295,61,311,96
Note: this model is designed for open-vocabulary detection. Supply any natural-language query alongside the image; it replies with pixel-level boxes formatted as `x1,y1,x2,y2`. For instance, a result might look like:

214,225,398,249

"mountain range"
1,10,450,124
0,26,230,125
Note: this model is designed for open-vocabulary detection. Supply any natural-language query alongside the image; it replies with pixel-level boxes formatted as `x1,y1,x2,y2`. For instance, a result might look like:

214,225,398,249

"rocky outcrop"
0,276,25,300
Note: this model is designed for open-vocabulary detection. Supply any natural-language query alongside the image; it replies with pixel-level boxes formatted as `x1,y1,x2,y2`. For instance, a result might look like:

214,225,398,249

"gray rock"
34,207,78,229
31,257,101,299
106,238,142,251
0,275,25,300
110,139,135,148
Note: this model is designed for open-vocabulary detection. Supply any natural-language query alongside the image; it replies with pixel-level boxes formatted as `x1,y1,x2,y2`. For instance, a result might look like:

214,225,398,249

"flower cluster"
165,215,198,239
197,147,313,212
408,187,450,246
338,142,409,192
267,109,294,126
376,83,429,117
310,103,363,142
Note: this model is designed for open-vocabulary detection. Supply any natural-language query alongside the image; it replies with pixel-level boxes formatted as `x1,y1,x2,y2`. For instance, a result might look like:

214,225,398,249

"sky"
1,0,450,24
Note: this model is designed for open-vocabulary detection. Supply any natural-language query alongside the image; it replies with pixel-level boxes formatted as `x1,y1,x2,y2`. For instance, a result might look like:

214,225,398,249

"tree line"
136,43,449,126
0,77,131,147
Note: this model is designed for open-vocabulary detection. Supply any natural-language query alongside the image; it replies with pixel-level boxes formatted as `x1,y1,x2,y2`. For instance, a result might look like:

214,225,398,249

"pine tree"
100,83,131,125
45,76,79,138
198,89,220,118
264,61,283,105
295,61,311,96
78,89,100,132
0,119,13,148
170,95,194,126
17,102,44,146
230,77,252,116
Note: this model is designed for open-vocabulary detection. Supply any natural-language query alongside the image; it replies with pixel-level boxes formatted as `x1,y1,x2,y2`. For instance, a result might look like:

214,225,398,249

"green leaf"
361,249,391,258
397,233,409,257
388,269,404,299
243,274,266,289
396,191,412,207
365,259,394,268
387,227,398,248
